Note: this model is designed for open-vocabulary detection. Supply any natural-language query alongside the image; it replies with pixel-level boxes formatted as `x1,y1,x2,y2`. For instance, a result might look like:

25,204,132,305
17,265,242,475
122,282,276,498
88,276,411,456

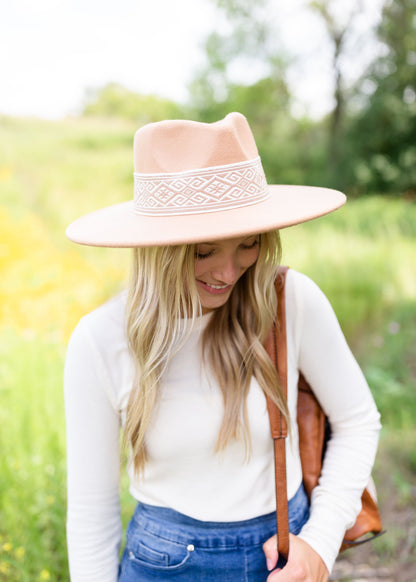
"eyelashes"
195,250,214,260
194,238,259,260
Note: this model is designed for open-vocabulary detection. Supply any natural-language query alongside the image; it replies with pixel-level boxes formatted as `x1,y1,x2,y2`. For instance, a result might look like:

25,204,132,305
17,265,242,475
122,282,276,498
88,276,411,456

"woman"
64,112,381,582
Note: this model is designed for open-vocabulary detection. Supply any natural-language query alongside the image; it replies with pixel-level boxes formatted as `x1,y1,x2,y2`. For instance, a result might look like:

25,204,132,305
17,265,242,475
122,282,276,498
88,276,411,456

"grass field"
0,115,415,580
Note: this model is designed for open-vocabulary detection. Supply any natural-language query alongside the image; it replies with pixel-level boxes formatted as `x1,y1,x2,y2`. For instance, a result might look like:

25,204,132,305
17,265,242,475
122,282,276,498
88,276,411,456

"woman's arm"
64,318,122,582
293,271,381,571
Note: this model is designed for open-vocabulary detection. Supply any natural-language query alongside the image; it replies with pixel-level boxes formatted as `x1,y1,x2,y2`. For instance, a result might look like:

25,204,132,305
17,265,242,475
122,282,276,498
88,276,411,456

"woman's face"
194,235,260,314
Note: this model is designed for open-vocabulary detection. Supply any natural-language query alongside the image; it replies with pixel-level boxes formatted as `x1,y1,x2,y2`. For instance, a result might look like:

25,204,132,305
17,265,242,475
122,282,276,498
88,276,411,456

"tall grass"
281,196,416,340
0,334,67,581
0,116,415,580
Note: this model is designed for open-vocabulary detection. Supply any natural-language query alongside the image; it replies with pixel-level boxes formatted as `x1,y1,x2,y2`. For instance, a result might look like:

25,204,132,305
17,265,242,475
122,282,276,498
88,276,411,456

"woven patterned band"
133,156,269,216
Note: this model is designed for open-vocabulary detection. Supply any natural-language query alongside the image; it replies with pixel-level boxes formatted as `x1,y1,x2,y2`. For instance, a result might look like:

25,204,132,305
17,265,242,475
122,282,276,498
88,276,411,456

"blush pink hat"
66,112,346,247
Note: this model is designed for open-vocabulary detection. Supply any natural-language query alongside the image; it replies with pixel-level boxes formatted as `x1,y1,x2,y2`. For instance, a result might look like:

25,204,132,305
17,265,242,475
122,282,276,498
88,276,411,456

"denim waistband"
132,483,308,549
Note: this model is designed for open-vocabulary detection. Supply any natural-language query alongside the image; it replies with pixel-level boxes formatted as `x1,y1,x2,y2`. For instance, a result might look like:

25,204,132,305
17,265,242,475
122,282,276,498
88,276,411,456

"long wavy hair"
125,231,289,475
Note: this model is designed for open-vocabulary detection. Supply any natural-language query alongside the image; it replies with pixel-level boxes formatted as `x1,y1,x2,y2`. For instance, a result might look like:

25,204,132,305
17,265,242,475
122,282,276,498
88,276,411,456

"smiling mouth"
197,280,233,294
206,283,228,289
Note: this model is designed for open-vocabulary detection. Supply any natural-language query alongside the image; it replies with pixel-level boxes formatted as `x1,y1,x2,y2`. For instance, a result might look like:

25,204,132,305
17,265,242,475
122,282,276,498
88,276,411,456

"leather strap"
265,266,290,561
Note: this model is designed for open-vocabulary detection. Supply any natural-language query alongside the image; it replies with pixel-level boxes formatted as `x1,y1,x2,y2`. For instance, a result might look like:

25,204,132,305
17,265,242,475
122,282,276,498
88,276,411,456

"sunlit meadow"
0,116,415,580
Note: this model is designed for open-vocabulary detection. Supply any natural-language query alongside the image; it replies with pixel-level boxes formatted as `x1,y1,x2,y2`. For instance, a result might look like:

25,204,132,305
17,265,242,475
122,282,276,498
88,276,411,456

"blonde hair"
125,231,289,475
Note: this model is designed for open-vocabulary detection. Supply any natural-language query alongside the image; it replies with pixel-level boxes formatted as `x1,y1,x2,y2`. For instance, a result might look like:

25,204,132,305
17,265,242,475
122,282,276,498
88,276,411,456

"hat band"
133,157,269,216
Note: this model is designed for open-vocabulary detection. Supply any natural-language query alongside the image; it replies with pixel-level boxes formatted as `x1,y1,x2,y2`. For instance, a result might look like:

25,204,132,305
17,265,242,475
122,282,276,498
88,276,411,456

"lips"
197,280,233,295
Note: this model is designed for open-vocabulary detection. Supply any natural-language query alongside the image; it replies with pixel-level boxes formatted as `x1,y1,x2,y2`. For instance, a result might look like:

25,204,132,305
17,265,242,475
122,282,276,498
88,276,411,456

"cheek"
241,248,260,270
194,260,205,279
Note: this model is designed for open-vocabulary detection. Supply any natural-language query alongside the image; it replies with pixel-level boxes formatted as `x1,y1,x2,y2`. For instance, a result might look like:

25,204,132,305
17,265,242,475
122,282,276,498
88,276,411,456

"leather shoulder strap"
264,266,290,561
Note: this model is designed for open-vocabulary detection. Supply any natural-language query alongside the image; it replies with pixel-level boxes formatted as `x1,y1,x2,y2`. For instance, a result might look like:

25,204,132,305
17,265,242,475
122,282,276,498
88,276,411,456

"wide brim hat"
66,112,346,247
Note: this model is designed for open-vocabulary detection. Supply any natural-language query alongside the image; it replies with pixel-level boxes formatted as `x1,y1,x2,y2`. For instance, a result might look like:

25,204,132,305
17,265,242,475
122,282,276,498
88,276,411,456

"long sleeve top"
64,269,381,581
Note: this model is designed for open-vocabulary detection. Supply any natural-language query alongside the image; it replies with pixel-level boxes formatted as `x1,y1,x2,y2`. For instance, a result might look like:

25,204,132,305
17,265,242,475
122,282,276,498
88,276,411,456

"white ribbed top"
64,270,381,581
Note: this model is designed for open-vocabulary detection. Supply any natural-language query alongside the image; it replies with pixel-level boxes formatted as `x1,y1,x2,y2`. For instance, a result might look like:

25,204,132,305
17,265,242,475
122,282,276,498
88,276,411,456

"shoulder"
284,268,347,360
284,269,339,348
285,268,333,313
284,268,324,314
82,289,127,332
66,291,129,376
69,291,127,349
286,268,323,294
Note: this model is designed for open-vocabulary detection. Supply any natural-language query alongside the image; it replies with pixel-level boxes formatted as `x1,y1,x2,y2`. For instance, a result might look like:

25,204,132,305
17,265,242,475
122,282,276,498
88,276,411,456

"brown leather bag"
265,267,384,561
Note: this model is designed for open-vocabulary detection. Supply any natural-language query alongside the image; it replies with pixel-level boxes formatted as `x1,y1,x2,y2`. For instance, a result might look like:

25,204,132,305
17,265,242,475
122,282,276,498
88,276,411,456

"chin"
200,295,230,313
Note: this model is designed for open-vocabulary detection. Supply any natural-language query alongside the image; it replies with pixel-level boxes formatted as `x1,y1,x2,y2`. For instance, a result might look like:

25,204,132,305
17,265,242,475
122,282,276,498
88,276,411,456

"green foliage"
83,82,185,124
215,0,269,19
345,0,416,194
361,299,416,429
187,0,289,123
282,196,415,323
0,115,135,243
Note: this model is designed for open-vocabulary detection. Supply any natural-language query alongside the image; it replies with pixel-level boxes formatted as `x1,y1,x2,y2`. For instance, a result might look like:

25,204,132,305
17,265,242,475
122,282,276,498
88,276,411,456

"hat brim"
66,185,346,247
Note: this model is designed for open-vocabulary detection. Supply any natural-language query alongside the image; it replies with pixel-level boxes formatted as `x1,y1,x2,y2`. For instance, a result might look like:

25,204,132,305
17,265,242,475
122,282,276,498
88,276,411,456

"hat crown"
134,112,259,174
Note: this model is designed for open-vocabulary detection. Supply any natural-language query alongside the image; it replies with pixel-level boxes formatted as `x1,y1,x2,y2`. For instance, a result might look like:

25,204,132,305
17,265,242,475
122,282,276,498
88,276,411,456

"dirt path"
330,440,416,582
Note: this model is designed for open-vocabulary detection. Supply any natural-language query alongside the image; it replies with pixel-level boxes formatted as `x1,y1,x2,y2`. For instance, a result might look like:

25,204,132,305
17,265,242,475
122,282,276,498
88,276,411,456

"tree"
346,0,416,194
188,0,290,121
309,0,364,172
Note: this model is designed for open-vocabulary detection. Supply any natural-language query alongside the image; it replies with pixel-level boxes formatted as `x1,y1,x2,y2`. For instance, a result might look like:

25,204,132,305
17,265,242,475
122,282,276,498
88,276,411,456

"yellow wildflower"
0,206,126,340
15,546,25,559
0,166,12,182
0,561,11,574
1,542,12,552
40,569,51,580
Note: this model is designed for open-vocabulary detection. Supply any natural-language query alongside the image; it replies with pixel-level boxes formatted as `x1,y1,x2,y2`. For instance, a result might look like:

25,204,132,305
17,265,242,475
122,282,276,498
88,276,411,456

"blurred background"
0,0,415,580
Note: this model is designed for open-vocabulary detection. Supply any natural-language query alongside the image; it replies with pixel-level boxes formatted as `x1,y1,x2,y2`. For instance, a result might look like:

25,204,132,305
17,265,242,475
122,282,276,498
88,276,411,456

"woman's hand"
263,533,329,581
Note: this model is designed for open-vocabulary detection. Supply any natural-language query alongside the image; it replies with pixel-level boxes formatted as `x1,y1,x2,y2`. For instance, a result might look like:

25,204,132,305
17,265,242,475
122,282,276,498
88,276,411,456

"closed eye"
195,249,214,260
195,236,259,260
241,238,259,250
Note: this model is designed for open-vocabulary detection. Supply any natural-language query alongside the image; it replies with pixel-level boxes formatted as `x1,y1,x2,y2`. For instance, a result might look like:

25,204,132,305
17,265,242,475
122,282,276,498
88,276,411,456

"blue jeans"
119,484,309,581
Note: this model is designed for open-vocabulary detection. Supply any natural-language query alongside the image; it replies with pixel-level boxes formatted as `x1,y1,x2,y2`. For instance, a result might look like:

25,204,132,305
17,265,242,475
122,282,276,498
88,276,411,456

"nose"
212,253,241,284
